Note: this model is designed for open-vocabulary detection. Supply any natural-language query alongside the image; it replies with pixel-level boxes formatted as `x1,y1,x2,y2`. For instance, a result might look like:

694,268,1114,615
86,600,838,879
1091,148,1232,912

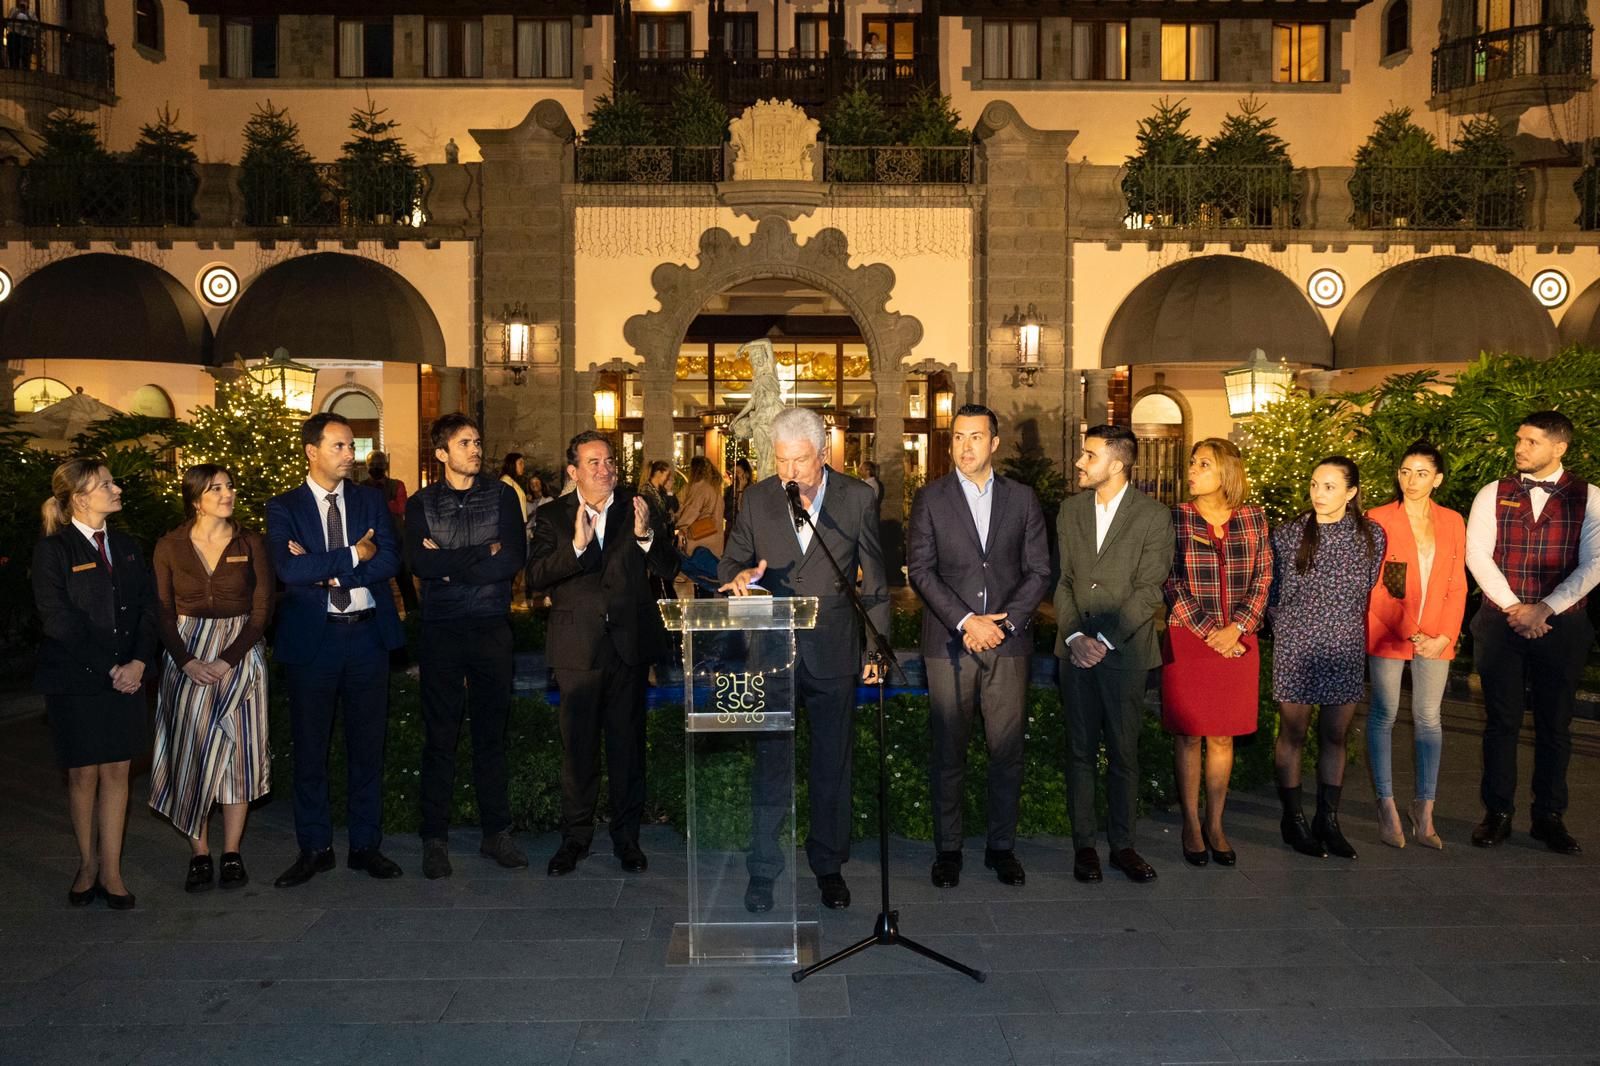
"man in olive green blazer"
1054,424,1175,884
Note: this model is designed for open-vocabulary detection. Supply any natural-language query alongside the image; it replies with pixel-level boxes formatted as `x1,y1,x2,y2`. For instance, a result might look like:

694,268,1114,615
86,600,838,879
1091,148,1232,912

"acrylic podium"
659,595,820,967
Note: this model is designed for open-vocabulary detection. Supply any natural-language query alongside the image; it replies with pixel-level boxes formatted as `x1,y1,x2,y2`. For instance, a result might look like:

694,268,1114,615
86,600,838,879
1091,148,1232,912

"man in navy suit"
908,404,1050,890
267,412,407,888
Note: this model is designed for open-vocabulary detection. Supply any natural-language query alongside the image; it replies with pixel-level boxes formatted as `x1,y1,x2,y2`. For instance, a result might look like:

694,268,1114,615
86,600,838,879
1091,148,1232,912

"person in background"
32,459,158,910
501,453,530,524
523,472,553,607
1365,441,1467,851
6,0,38,71
639,460,679,605
724,458,753,536
1161,439,1272,868
676,456,725,597
860,460,884,507
1270,456,1385,860
364,451,417,614
149,464,275,892
1465,411,1600,855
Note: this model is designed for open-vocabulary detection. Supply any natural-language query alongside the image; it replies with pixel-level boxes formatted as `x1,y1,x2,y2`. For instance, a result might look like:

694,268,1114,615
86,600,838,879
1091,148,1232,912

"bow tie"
1521,478,1558,493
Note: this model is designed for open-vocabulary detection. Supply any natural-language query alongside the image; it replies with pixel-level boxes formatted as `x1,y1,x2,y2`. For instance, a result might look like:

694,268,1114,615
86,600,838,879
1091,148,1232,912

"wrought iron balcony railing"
619,52,930,110
21,159,195,226
1578,167,1600,231
1121,164,1298,229
823,145,974,184
1431,23,1593,96
575,145,726,184
241,162,428,227
1350,163,1530,229
0,19,114,96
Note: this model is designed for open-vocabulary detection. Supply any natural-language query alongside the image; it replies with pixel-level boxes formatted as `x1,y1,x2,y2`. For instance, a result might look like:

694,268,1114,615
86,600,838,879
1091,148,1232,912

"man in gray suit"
1055,424,1174,884
720,407,890,912
908,404,1051,889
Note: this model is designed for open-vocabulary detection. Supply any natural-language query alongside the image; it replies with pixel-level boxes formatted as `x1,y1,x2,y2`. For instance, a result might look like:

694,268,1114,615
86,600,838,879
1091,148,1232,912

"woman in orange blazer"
1365,441,1467,851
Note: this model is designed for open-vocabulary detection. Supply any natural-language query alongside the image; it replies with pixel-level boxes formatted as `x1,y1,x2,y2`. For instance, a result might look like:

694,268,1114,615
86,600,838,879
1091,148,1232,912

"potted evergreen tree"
127,106,199,226
239,101,321,225
1202,95,1294,226
893,84,970,182
1450,116,1523,228
1122,98,1202,227
579,85,661,182
663,71,729,181
820,82,891,182
1349,108,1445,228
23,109,113,225
339,95,420,224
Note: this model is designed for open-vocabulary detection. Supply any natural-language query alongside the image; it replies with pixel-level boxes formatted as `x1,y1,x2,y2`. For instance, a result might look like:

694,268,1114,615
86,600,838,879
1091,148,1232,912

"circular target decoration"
0,268,12,302
1306,268,1345,307
1531,269,1569,309
199,265,240,306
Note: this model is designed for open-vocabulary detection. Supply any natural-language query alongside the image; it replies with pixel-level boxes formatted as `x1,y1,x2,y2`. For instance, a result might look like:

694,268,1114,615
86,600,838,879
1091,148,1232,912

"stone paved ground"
2,691,1599,1066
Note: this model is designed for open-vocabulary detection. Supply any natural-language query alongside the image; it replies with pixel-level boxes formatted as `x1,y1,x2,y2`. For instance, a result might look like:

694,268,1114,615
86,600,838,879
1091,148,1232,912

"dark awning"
1333,256,1557,369
216,252,445,365
0,252,213,364
1102,255,1332,368
1559,276,1600,349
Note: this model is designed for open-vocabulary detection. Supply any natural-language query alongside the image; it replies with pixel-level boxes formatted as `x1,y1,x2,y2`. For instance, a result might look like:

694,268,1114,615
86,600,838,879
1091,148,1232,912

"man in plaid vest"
1465,411,1600,854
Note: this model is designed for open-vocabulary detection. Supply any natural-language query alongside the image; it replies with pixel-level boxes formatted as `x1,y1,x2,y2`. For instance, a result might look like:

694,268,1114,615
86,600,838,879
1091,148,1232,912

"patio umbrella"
16,389,124,452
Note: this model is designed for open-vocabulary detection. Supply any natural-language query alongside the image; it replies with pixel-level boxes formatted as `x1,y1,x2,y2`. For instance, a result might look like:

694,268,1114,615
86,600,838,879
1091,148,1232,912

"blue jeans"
1366,654,1448,802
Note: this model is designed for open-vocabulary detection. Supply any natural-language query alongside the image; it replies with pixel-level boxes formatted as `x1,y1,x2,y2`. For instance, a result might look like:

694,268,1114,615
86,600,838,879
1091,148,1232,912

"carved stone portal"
729,100,819,181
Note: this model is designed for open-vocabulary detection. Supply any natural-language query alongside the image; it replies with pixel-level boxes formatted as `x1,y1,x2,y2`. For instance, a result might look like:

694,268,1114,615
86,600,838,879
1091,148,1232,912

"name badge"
71,562,97,573
225,555,249,563
1190,533,1211,546
1499,500,1522,509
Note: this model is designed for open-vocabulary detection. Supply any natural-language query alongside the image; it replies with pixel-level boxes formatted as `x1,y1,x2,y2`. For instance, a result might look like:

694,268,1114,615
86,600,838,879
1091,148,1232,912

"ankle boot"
1312,784,1358,859
1279,785,1328,858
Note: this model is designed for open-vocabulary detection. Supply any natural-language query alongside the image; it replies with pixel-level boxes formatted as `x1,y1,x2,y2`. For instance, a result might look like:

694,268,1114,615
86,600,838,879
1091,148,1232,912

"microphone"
785,480,806,531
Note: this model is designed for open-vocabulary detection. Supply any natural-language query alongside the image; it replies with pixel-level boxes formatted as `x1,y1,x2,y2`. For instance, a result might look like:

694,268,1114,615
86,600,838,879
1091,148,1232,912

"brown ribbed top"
151,523,274,668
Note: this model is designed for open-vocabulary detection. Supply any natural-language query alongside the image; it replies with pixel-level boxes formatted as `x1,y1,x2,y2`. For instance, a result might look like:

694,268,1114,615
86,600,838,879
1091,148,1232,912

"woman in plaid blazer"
1162,439,1274,867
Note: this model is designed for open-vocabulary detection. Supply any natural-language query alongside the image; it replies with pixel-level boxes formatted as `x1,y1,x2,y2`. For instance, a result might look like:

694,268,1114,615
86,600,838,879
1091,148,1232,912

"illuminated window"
1273,23,1327,83
1072,21,1128,81
1161,23,1217,81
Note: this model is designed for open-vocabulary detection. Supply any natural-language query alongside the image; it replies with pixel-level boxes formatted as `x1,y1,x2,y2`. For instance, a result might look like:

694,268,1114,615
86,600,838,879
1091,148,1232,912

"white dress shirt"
953,470,994,635
795,470,829,556
71,516,109,554
1067,481,1130,650
572,492,653,556
1465,466,1600,613
308,476,374,613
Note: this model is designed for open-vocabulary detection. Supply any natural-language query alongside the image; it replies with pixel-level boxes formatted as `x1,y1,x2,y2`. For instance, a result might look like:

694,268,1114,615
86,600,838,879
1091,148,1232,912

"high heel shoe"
1377,802,1407,849
67,881,98,907
1203,827,1237,867
99,882,136,911
1409,801,1444,850
1281,813,1328,858
1181,838,1209,867
1312,810,1358,860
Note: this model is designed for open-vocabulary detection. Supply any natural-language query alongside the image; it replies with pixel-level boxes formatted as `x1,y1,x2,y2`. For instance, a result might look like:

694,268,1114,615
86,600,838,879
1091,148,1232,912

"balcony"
618,52,932,113
823,145,974,185
575,145,725,184
0,20,115,103
1121,164,1298,231
21,160,195,226
572,143,974,186
1350,164,1530,230
1431,23,1593,106
241,163,428,227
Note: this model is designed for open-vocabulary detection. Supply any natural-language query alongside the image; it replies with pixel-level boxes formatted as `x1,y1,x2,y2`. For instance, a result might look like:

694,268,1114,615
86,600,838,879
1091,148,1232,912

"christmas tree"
128,106,199,225
1122,97,1203,224
339,94,420,224
181,381,304,530
239,100,323,225
24,110,112,224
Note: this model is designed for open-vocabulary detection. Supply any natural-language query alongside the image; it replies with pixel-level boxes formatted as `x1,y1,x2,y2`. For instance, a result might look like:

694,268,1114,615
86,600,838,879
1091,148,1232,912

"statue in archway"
728,338,784,480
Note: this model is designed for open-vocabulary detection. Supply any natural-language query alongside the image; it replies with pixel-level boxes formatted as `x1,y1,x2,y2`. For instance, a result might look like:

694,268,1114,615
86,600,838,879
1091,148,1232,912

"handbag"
1381,559,1408,600
686,515,718,540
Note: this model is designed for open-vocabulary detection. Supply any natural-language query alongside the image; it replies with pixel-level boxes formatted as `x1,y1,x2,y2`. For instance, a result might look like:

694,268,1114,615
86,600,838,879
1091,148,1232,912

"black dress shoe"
984,848,1026,886
1530,814,1582,855
422,839,453,881
1203,828,1237,867
1072,847,1102,883
817,873,851,909
185,854,214,894
546,839,590,877
348,847,403,879
1312,811,1358,860
101,883,136,910
274,847,336,888
67,882,98,907
1109,848,1158,883
481,831,529,870
614,840,648,873
744,875,774,913
1471,810,1512,848
1281,813,1328,858
931,850,962,888
218,852,248,890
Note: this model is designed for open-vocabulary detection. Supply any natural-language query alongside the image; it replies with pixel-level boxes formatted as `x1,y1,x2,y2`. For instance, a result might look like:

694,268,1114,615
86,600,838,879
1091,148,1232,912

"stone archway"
622,215,925,520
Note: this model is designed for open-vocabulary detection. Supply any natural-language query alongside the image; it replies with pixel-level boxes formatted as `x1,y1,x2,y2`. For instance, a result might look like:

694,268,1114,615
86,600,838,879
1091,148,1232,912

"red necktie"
93,530,112,572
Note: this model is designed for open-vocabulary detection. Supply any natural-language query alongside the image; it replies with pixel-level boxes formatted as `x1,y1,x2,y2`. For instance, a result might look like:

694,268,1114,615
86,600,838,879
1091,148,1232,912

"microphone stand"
784,484,984,984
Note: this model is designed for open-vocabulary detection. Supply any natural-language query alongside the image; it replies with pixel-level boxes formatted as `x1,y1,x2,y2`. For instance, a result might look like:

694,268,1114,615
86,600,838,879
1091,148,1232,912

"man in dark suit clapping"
908,404,1050,890
719,407,890,912
1055,425,1174,885
266,412,407,888
527,431,679,877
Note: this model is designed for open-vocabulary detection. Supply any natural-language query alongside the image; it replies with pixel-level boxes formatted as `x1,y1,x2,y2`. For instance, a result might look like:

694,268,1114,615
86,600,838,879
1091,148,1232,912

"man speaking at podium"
719,407,890,912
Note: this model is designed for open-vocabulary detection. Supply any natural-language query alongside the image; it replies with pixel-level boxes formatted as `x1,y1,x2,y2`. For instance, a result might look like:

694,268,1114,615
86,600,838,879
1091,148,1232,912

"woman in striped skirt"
150,464,274,892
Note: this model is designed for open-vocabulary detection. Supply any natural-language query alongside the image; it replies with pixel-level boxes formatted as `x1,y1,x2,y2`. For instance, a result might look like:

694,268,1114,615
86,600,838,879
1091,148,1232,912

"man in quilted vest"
1465,410,1600,854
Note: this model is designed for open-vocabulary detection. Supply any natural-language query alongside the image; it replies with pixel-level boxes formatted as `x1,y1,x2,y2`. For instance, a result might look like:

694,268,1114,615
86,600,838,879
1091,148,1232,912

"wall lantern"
484,302,533,385
1014,303,1041,386
1222,348,1294,418
594,382,619,431
246,347,318,414
933,385,954,430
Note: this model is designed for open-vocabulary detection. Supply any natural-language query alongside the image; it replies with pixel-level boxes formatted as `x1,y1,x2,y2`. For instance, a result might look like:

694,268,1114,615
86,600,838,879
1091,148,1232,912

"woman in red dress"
1162,438,1274,867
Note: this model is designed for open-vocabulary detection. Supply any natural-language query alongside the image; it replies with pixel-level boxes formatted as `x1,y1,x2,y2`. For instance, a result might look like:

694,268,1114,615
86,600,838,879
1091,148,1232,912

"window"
981,19,1039,80
1384,0,1410,56
134,0,161,51
1072,21,1128,80
723,12,758,58
636,14,689,59
516,18,572,78
863,16,916,60
1273,23,1327,82
337,17,394,79
426,18,483,78
796,14,828,57
1161,23,1217,81
221,16,276,78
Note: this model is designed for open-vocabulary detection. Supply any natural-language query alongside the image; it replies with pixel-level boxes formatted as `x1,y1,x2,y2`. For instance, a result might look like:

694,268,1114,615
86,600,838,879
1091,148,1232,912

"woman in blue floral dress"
1270,456,1385,860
